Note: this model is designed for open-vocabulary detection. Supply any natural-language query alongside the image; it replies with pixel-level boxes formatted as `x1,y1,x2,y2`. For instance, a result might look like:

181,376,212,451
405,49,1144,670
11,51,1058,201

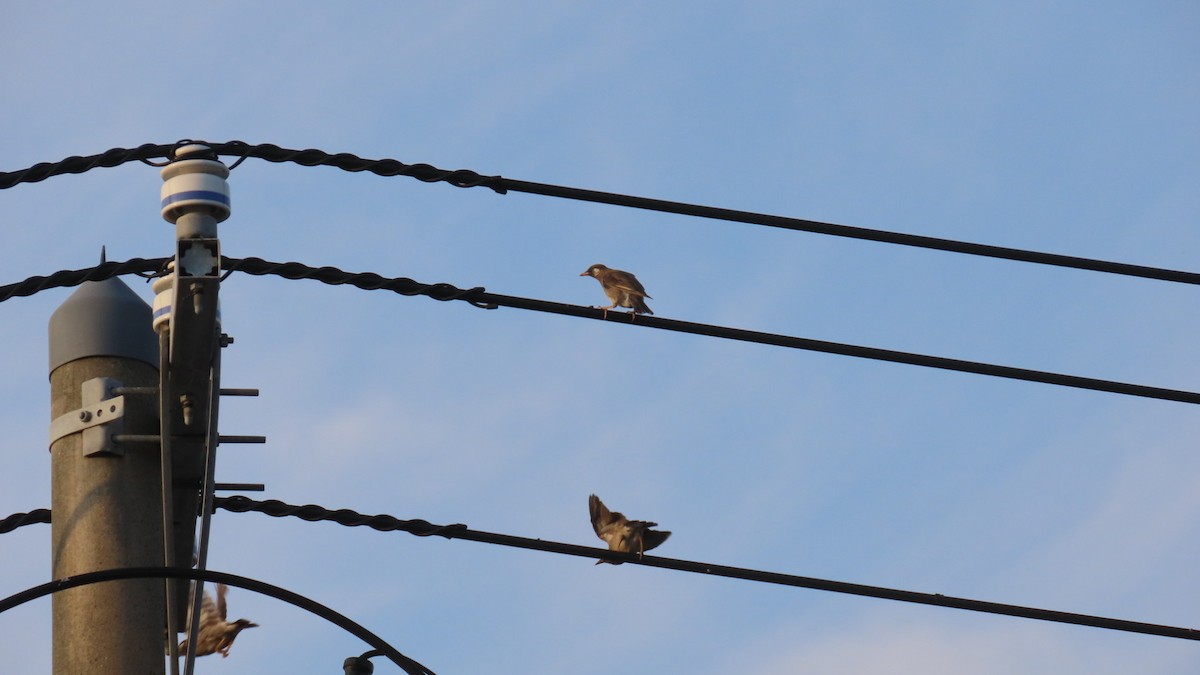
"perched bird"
589,494,671,564
580,264,653,319
178,583,258,658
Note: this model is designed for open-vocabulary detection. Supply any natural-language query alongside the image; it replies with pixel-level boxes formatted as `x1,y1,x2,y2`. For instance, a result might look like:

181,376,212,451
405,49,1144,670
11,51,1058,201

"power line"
0,141,504,192
5,500,1196,642
3,141,1200,285
0,566,436,675
0,508,49,534
4,257,1199,405
207,495,1200,643
156,257,1200,405
495,177,1200,285
476,289,1200,405
7,142,1194,668
0,257,165,302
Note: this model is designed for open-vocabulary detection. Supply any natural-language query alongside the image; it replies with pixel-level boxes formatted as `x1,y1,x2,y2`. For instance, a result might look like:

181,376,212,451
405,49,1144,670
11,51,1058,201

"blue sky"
3,2,1199,673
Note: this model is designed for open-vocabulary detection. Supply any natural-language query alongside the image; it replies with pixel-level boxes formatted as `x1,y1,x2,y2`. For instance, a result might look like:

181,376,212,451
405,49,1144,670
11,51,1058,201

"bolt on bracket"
48,377,130,456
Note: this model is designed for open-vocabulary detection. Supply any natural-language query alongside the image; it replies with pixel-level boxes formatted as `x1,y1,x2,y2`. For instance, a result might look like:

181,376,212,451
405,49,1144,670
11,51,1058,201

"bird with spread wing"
589,494,671,564
178,583,258,658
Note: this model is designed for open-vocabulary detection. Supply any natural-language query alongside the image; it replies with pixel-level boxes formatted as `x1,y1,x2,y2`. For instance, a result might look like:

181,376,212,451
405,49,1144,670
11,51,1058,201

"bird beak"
579,271,589,277
247,622,260,629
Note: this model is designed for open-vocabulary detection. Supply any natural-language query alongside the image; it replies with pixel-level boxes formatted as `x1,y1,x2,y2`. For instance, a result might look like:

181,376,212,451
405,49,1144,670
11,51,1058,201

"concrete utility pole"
48,276,165,674
46,142,239,674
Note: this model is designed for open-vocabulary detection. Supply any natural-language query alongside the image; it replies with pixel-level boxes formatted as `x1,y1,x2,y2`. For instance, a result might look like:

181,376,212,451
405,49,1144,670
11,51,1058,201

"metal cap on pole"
49,276,159,376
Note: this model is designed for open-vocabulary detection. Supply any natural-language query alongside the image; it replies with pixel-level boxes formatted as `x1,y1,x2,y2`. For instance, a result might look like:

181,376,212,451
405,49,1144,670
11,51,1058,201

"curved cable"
0,566,436,675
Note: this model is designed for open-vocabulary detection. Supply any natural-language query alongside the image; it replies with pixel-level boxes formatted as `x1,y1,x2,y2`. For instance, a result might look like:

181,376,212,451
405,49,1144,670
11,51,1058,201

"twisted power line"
0,508,49,534
0,141,503,193
8,499,1196,642
209,495,1198,642
0,257,165,301
3,141,1199,285
4,257,1198,404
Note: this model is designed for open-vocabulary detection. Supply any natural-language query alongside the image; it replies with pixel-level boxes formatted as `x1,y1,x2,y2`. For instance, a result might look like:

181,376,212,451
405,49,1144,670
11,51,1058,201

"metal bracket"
214,482,266,492
48,377,128,456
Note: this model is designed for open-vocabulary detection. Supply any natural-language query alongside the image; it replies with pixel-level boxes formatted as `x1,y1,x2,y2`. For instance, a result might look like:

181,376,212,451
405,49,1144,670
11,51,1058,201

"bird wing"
215,583,229,621
192,586,221,637
641,529,672,553
589,494,615,538
180,585,230,655
602,269,649,297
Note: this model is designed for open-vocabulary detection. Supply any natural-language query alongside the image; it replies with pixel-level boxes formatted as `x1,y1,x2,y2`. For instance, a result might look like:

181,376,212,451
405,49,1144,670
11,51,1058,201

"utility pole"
48,274,165,674
47,142,237,674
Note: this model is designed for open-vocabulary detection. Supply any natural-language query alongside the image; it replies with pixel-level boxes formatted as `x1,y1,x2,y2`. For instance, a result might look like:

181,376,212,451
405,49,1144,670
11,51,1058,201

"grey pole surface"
49,276,165,675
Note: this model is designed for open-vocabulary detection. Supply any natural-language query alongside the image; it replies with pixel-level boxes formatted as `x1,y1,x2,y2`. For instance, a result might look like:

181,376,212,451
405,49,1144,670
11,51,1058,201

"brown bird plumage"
580,264,653,319
178,583,258,658
589,494,671,565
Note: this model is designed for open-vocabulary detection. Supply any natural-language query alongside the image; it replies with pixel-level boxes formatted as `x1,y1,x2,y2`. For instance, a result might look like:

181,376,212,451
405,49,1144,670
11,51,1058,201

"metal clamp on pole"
48,377,131,457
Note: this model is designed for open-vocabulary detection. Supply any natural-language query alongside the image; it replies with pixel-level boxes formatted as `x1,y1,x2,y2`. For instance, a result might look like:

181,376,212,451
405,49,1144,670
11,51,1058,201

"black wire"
0,257,165,301
208,495,1200,643
0,508,49,534
3,143,170,185
0,566,436,675
4,257,1198,404
7,499,1197,642
3,142,1199,285
0,142,505,193
496,177,1200,285
221,256,497,308
223,257,1200,404
475,290,1200,405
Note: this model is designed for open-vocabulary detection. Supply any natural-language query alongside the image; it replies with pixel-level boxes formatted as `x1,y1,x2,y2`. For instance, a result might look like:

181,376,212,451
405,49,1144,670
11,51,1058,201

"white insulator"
151,269,175,333
160,145,231,224
150,269,220,333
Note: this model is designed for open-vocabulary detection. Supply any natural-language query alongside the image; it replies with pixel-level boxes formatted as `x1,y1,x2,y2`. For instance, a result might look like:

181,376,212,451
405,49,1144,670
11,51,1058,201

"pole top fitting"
48,277,158,376
172,143,220,161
